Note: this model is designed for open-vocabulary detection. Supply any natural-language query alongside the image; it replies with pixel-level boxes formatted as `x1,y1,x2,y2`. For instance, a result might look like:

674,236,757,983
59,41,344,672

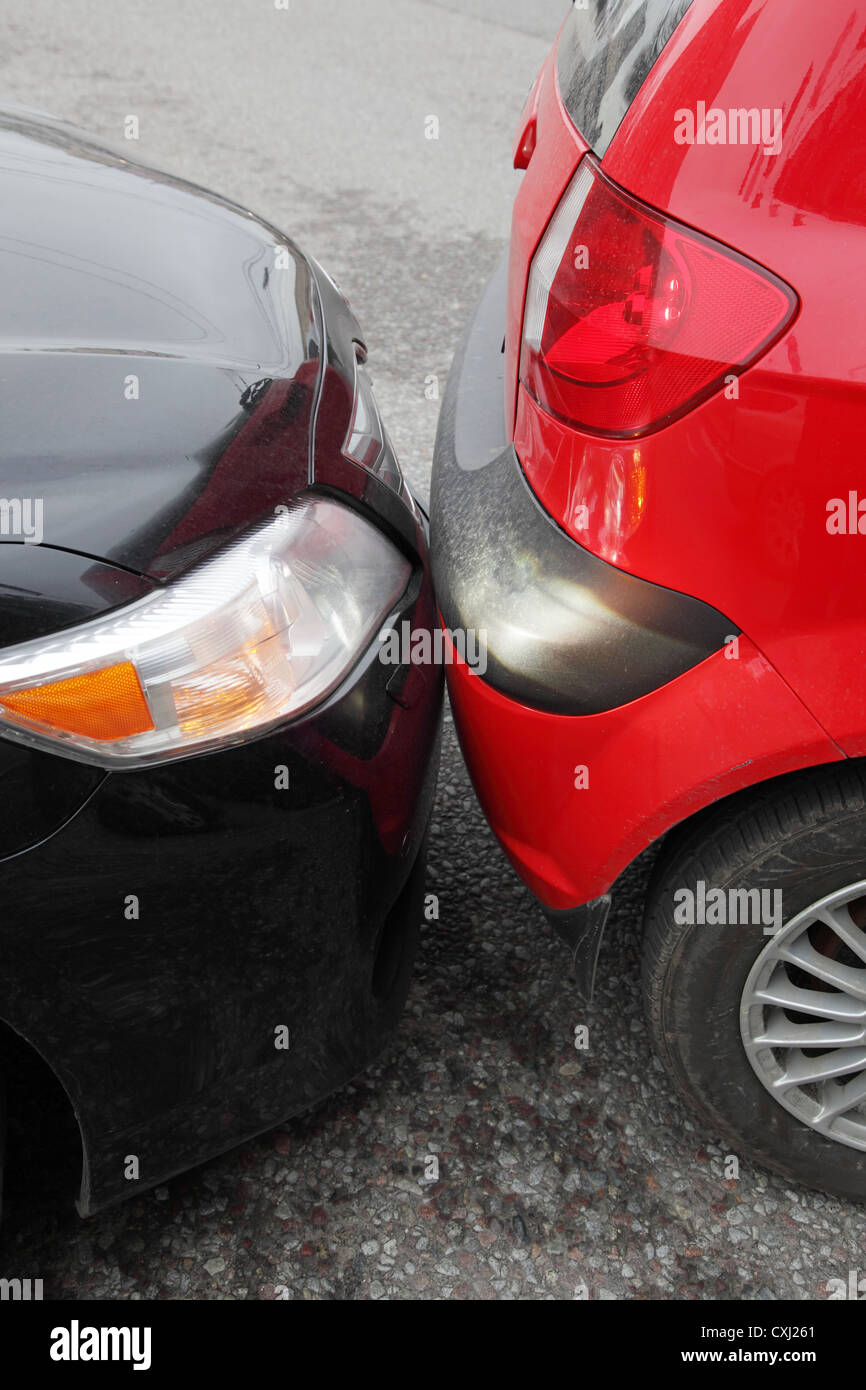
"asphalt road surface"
1,0,863,1300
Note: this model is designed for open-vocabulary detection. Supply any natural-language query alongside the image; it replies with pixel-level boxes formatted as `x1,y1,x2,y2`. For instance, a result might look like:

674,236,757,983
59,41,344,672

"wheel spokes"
770,1047,866,1090
752,1009,866,1049
779,934,866,1000
741,883,866,1151
752,970,866,1023
815,905,866,968
814,1071,866,1129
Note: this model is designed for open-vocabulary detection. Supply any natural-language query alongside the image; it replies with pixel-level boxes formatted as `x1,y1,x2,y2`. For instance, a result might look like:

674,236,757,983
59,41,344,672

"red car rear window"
557,0,695,155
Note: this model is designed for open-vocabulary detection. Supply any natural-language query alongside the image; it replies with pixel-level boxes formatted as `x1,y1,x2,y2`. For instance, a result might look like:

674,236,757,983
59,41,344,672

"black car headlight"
0,498,409,768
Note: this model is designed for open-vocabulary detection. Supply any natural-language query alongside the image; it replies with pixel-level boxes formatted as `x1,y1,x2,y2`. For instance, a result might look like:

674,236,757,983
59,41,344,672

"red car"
431,0,866,1199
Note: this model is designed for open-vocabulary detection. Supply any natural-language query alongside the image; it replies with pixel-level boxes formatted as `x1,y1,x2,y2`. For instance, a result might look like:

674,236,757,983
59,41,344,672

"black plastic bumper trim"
542,894,612,1000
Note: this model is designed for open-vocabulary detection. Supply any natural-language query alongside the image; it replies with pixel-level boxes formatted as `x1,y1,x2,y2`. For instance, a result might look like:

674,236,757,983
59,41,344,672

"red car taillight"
519,158,797,438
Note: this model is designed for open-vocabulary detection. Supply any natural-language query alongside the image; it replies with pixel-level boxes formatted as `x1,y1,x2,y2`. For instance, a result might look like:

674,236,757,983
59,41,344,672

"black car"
0,108,442,1216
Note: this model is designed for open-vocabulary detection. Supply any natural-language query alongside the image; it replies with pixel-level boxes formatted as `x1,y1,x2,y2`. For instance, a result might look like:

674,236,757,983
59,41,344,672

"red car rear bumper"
431,262,842,918
446,637,839,911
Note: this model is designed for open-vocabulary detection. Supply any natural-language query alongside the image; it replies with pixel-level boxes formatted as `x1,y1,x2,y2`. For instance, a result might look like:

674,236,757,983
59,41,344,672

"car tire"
642,760,866,1200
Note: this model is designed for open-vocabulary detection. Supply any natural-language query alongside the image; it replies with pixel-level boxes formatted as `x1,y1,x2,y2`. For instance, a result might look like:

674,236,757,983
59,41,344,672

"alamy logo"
674,102,783,156
0,497,43,544
673,881,782,933
0,1277,43,1300
379,621,487,675
827,492,866,534
50,1321,152,1371
827,1270,866,1300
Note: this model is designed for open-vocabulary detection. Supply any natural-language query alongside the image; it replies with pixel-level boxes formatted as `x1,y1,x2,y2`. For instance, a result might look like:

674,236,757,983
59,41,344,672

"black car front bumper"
0,558,442,1214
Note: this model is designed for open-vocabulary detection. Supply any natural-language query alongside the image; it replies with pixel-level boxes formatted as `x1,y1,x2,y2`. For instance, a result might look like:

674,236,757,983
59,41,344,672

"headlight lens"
344,359,410,501
0,498,410,768
345,362,386,471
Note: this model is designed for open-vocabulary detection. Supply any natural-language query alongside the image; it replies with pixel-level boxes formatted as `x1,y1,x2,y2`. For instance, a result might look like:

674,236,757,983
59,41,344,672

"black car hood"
0,107,321,582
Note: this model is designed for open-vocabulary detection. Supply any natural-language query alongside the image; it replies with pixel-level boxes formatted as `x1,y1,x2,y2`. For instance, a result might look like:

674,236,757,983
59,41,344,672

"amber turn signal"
0,661,154,741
